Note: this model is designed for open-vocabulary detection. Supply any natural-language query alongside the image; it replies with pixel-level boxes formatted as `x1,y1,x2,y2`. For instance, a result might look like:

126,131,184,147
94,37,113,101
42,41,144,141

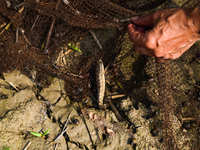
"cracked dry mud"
0,71,137,149
0,69,196,150
0,71,150,149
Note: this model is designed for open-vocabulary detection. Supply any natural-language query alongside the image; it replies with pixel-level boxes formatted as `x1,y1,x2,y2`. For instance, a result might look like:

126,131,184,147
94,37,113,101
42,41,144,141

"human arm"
127,7,200,61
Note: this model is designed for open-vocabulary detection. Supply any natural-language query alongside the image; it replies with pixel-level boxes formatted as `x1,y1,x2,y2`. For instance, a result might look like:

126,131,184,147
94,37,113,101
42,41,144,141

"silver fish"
96,59,105,109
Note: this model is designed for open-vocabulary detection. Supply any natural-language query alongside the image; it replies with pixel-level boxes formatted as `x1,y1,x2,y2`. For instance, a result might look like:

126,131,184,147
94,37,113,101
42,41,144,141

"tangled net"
0,0,199,149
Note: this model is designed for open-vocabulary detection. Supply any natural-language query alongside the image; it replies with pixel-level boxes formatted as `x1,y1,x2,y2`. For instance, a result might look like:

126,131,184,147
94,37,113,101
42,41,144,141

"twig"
64,71,84,79
43,0,61,53
182,117,195,121
89,30,103,50
19,28,32,46
78,103,95,148
108,94,126,99
14,2,26,10
18,4,25,13
108,97,124,122
54,142,58,150
54,127,68,142
30,15,39,31
16,26,19,43
53,112,71,142
8,82,19,92
103,40,124,74
23,141,31,150
43,19,55,53
0,22,6,29
94,125,101,144
53,125,69,150
119,18,131,22
22,33,32,46
0,21,11,35
89,91,98,104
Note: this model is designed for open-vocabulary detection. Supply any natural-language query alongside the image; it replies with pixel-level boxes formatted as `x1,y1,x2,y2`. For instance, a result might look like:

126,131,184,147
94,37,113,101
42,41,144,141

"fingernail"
132,16,139,21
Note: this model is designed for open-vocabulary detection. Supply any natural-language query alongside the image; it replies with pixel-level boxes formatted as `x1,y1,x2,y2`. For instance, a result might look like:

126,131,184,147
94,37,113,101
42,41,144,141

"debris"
105,126,115,136
108,94,126,99
78,104,95,148
53,112,71,142
0,21,11,36
85,110,135,138
71,118,80,125
42,18,55,53
108,97,124,122
119,18,131,22
8,82,19,92
43,0,61,53
22,141,31,150
19,27,32,46
30,15,40,31
89,30,103,50
16,26,19,43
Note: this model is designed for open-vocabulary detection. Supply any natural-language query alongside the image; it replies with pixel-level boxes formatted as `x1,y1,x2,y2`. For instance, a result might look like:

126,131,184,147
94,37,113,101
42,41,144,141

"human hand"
128,7,200,62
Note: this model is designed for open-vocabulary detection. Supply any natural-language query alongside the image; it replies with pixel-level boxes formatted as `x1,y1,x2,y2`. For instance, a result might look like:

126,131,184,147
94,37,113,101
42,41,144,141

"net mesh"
0,0,199,149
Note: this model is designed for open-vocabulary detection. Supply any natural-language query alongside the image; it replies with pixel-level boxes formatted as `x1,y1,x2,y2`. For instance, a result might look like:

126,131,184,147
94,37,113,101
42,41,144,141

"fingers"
127,24,145,33
128,24,147,46
134,45,154,56
131,11,162,26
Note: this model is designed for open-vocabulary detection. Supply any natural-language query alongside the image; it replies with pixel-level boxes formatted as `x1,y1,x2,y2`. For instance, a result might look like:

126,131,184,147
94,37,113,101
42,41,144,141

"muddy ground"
0,67,196,150
0,70,164,150
0,71,147,150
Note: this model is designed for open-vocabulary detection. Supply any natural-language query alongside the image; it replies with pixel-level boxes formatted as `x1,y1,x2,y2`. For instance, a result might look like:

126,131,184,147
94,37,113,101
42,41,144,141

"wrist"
189,6,200,34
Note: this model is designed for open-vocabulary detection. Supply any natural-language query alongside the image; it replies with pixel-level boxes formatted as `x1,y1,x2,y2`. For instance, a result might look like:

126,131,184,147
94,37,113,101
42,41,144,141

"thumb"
131,12,160,26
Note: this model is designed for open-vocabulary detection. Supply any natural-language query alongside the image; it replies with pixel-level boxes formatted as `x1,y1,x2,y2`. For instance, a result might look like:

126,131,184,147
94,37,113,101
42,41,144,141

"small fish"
96,59,105,109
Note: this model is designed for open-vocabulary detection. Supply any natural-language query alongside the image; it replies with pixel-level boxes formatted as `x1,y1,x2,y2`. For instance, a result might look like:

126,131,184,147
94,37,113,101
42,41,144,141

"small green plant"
3,146,10,150
68,43,82,52
30,129,51,138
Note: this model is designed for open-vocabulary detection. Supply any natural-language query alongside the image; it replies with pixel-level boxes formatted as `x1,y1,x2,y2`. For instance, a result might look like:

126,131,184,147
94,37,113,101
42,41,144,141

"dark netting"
0,0,199,149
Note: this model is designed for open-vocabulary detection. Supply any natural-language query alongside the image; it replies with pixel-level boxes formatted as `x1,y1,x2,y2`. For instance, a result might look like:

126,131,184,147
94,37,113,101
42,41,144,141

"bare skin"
128,7,200,62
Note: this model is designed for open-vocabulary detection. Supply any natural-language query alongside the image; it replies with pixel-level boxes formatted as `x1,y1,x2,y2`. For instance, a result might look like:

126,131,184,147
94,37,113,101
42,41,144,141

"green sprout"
68,43,81,52
184,106,188,112
3,146,10,150
30,129,51,138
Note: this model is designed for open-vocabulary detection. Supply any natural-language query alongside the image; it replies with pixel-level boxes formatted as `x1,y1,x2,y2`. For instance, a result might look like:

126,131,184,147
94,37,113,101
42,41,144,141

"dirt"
0,68,197,150
0,71,134,149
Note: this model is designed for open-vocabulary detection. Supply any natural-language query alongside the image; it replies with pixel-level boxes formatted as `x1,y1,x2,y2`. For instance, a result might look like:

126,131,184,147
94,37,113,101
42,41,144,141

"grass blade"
30,132,42,137
42,129,51,136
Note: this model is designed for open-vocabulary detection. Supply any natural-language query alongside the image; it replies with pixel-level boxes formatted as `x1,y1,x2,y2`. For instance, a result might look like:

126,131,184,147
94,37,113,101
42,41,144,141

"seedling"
30,129,51,138
68,43,82,52
3,146,10,150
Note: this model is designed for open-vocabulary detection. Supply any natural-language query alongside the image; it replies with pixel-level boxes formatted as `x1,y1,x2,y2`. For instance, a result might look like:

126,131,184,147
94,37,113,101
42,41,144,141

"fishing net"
0,0,199,149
